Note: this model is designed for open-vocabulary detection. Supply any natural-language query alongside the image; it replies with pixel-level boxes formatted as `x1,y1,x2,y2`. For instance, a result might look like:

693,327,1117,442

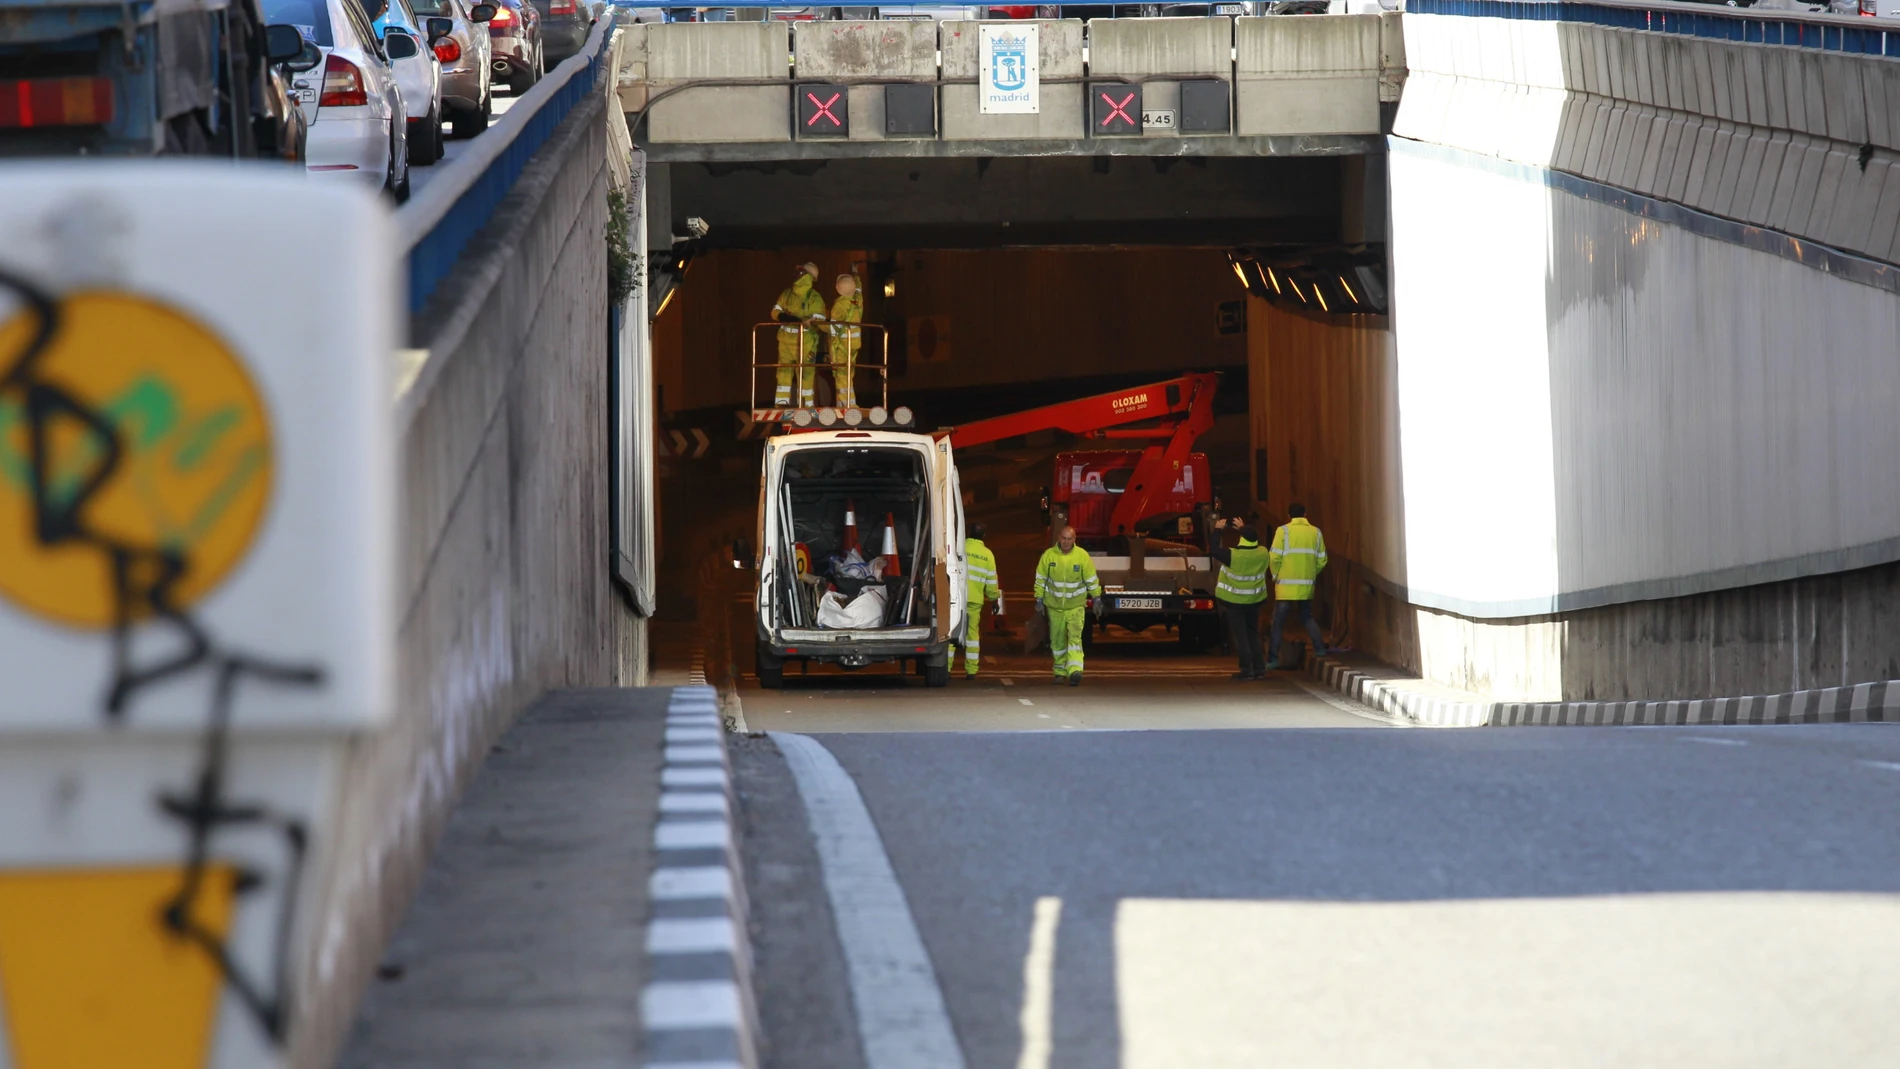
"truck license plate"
1117,597,1163,610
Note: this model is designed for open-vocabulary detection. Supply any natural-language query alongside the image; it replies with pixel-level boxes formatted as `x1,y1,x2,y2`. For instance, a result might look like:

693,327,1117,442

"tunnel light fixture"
883,279,897,298
818,407,839,427
1230,259,1249,290
1338,275,1358,304
893,406,914,427
868,406,889,426
843,407,864,427
1287,277,1306,303
1314,284,1329,313
1265,267,1281,295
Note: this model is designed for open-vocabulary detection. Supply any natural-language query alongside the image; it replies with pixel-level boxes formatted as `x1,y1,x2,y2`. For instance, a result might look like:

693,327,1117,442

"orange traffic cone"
880,513,901,577
843,498,860,553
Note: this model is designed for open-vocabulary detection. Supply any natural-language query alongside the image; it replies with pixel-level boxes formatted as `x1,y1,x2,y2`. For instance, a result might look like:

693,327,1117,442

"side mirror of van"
731,538,752,569
469,2,497,19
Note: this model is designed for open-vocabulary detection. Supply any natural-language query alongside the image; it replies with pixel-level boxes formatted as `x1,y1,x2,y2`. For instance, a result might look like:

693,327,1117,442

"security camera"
684,217,710,239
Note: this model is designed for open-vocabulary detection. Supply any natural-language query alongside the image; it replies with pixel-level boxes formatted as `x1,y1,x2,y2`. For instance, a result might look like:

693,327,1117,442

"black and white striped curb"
641,685,758,1069
1309,657,1900,728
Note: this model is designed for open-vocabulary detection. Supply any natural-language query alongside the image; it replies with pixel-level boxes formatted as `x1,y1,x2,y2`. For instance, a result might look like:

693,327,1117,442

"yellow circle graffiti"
0,291,274,630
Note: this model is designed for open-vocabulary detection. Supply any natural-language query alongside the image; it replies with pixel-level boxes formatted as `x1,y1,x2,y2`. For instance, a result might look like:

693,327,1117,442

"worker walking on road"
1213,523,1271,679
960,520,1002,678
1266,503,1330,670
827,273,863,409
771,262,827,407
1034,525,1101,686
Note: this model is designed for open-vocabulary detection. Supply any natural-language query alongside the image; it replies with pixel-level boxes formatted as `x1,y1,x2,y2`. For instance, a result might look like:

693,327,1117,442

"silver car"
416,0,497,137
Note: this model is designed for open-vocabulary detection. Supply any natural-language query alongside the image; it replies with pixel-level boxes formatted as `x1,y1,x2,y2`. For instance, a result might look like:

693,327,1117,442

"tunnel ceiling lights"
1229,248,1388,320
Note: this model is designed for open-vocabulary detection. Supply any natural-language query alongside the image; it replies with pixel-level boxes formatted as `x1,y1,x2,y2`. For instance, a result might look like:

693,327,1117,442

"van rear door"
935,437,966,639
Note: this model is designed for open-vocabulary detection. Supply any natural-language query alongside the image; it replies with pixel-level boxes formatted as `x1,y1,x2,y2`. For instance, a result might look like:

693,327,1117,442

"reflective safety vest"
1033,545,1101,610
1268,518,1328,601
1215,540,1270,604
966,537,1001,603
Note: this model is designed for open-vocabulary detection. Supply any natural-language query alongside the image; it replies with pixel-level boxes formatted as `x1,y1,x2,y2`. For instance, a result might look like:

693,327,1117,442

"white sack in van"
817,584,888,629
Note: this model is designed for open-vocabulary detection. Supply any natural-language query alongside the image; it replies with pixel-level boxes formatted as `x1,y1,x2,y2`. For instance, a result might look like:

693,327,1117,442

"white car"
266,0,413,199
365,0,449,165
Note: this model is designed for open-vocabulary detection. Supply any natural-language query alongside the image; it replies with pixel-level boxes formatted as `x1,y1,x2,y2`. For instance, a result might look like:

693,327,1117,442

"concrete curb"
1307,657,1900,728
640,686,760,1069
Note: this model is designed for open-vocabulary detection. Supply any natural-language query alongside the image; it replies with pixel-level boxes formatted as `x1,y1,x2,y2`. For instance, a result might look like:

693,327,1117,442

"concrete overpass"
10,3,1895,1065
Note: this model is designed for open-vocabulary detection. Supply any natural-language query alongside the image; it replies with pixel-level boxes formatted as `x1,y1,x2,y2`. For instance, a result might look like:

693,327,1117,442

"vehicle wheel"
924,663,949,688
508,64,533,94
450,104,488,139
757,641,784,689
433,113,446,158
389,135,412,203
408,110,441,164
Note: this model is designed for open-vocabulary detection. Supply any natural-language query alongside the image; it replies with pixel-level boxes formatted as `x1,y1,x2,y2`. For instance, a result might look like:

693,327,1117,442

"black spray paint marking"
0,269,324,1044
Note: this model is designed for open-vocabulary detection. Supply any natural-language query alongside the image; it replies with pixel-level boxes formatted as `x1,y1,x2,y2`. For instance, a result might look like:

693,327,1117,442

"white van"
750,429,966,688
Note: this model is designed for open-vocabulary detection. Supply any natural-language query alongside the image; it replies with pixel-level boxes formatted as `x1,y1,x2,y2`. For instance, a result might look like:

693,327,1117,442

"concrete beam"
940,20,1085,141
1237,15,1382,136
1092,16,1234,138
792,21,937,143
644,22,790,143
635,130,1380,162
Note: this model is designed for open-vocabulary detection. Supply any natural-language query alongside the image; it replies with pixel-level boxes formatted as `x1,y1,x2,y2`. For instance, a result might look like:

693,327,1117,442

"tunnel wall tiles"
1397,13,1900,267
290,93,646,1069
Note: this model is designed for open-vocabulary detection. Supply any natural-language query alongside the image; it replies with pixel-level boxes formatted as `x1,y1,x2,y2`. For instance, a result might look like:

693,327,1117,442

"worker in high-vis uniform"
1266,503,1330,670
827,272,863,409
1033,525,1101,686
771,262,827,407
1212,523,1271,679
959,520,1002,678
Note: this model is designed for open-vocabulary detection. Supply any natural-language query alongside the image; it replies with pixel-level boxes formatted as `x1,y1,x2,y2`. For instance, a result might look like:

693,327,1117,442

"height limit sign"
979,24,1038,114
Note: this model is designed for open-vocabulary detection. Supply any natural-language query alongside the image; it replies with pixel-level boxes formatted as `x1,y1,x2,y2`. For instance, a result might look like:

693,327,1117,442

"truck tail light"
0,77,114,129
433,37,461,63
319,54,368,107
550,0,574,13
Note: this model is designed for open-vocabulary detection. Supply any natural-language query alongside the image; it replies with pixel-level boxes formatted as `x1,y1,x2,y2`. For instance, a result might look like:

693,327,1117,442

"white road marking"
1019,698,1035,706
1015,897,1062,1069
1682,736,1748,747
650,866,735,902
773,732,967,1069
1000,678,1015,687
648,916,740,955
642,980,743,1029
1860,760,1900,771
1037,713,1051,720
1287,677,1410,727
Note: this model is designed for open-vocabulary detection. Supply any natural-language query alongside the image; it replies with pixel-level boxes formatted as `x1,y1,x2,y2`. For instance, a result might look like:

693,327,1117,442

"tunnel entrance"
642,149,1386,704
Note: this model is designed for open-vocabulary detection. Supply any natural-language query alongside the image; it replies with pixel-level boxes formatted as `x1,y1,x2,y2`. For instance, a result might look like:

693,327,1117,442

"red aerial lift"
940,372,1226,650
942,371,1220,536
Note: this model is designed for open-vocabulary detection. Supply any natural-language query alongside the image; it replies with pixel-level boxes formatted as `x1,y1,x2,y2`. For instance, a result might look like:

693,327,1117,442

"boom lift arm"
941,372,1220,537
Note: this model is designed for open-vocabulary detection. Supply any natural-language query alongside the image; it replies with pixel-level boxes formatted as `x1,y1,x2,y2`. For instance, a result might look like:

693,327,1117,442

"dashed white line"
1018,698,1035,706
1682,736,1749,747
1860,759,1900,771
1014,897,1062,1069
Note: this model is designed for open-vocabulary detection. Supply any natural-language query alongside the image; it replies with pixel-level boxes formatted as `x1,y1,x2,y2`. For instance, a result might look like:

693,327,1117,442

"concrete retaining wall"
289,88,645,1068
1397,12,1900,264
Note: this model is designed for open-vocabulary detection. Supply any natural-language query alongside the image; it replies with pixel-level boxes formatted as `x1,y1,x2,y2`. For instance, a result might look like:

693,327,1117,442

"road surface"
735,718,1900,1068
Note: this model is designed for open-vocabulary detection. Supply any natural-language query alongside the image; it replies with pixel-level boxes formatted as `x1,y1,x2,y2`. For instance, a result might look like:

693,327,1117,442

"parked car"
264,0,412,199
258,37,315,162
414,0,497,137
360,0,446,164
529,0,588,66
487,0,544,94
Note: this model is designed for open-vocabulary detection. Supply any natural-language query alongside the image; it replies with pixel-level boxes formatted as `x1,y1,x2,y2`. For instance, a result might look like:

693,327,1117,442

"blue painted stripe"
405,30,612,315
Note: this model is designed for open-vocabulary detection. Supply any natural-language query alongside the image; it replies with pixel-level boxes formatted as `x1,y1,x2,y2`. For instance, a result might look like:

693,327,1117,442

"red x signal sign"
1090,84,1142,136
796,83,849,138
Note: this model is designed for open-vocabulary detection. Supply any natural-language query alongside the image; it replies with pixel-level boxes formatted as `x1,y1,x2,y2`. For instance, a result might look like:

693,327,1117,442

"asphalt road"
741,723,1900,1068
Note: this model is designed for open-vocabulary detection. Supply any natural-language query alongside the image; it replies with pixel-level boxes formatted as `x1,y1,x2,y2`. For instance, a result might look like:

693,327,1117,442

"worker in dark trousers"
1266,503,1330,669
1213,523,1271,679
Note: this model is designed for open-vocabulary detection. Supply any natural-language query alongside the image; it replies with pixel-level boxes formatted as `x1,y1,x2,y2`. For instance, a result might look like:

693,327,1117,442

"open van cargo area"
776,446,934,631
